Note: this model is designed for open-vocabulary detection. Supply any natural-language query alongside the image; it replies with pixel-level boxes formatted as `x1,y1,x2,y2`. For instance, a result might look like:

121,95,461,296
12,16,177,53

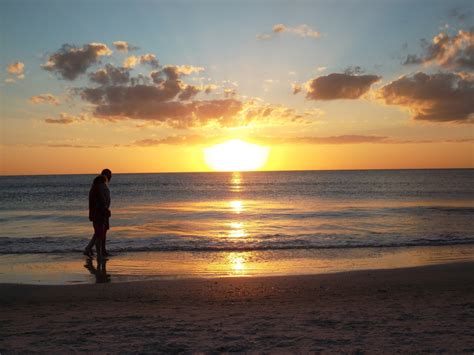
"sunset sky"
1,0,473,175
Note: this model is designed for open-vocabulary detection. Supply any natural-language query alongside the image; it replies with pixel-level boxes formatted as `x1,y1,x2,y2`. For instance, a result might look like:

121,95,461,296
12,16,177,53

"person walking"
84,169,112,260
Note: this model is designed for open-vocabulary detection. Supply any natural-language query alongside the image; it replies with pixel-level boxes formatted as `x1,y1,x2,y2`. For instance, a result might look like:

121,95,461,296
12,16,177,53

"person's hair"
101,168,112,180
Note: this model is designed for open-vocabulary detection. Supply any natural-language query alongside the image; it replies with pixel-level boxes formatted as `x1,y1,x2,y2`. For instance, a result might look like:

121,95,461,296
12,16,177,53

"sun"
204,139,269,172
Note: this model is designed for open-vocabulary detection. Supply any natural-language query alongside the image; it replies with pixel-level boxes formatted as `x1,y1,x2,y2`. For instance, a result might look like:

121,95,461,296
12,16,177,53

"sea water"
0,170,473,283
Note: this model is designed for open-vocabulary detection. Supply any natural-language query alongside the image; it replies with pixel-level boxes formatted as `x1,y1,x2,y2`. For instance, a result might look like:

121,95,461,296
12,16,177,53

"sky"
0,0,473,175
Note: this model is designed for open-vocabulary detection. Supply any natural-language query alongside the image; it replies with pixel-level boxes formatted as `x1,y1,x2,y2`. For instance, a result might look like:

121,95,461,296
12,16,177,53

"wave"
0,235,473,254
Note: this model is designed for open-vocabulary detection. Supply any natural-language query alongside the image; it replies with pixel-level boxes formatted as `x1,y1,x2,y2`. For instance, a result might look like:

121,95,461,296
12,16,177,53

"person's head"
101,168,112,182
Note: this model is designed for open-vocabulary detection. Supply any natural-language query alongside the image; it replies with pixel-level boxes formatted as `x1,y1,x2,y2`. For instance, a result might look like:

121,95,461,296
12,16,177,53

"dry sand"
1,262,473,353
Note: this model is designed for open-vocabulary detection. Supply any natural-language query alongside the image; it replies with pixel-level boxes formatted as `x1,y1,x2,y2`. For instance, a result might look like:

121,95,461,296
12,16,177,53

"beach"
1,262,473,353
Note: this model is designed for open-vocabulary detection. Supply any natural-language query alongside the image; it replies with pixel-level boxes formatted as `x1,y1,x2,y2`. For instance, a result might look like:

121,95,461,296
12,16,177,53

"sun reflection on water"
228,252,246,272
229,222,247,238
230,200,244,213
230,172,242,192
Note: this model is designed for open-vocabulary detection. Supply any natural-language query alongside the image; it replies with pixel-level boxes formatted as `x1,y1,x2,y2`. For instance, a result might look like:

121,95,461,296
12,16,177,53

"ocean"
1,169,473,255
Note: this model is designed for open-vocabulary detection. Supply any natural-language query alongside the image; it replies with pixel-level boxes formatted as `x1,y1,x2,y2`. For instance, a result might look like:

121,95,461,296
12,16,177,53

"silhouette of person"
84,258,111,283
84,169,112,261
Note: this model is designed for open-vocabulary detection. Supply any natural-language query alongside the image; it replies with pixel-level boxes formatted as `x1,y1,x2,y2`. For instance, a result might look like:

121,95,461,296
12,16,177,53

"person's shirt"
89,175,110,222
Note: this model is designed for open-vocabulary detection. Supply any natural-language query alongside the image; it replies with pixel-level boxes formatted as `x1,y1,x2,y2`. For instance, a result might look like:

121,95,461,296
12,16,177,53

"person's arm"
97,183,110,218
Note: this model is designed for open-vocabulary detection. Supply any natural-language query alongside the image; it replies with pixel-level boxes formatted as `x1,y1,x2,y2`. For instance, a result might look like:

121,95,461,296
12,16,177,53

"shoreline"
1,262,473,352
1,244,473,285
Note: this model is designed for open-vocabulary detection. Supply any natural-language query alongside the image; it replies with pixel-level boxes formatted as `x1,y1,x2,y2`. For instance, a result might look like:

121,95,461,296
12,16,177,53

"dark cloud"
178,85,200,100
89,64,130,86
42,43,112,80
378,72,474,123
404,29,474,70
81,81,243,128
306,73,381,100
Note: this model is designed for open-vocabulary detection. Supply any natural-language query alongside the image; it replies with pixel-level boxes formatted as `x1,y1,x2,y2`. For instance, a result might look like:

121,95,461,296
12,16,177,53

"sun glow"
204,140,269,172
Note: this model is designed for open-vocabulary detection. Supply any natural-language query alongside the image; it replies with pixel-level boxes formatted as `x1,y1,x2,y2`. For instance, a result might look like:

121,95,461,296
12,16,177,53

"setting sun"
204,140,269,172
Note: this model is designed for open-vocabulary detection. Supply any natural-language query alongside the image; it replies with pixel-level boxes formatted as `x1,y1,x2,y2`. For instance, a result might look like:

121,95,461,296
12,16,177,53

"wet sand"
1,262,474,353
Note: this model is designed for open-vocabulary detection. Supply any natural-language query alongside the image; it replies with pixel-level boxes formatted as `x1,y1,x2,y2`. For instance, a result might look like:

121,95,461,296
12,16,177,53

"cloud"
257,24,321,40
174,65,205,75
343,66,364,75
292,83,302,94
131,135,208,146
448,8,472,22
281,135,389,144
42,43,112,80
316,66,327,72
29,93,60,106
113,41,137,53
81,81,243,128
7,61,24,75
404,29,474,70
223,88,237,98
256,34,272,40
4,78,16,84
123,54,159,68
89,64,130,86
378,72,474,123
306,73,381,100
178,85,200,100
204,84,218,94
44,113,85,124
240,99,321,124
273,24,321,38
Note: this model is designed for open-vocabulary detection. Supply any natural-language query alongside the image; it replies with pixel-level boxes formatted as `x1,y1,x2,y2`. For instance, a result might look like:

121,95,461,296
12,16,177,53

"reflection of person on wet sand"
84,258,111,283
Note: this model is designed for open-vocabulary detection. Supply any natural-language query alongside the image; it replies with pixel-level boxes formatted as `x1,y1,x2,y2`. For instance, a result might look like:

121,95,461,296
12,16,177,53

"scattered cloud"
448,8,472,22
343,66,364,75
256,34,272,41
257,23,321,40
44,112,84,124
223,88,237,98
292,83,302,94
123,54,159,68
89,64,130,86
113,41,138,53
204,84,218,94
4,78,16,84
306,73,381,100
404,29,474,70
174,65,205,75
283,135,389,144
316,66,327,72
29,93,60,106
378,72,474,123
131,135,208,146
42,43,112,80
273,23,321,38
7,61,24,75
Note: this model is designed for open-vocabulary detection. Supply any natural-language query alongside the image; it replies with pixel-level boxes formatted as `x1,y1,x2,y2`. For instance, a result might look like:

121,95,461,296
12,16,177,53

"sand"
1,262,474,353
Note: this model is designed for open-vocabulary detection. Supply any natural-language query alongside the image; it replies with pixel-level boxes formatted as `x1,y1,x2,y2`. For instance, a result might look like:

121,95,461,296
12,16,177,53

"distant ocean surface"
0,170,473,255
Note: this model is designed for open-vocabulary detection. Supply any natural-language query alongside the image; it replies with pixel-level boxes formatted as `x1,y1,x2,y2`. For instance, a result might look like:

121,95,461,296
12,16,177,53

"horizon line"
1,167,473,177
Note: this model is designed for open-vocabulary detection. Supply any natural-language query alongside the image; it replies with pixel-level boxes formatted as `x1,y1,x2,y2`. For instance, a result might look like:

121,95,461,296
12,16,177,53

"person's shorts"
93,222,107,239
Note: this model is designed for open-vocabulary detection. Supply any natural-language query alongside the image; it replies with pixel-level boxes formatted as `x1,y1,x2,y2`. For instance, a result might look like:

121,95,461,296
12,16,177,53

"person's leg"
93,222,105,262
84,233,96,254
102,228,107,256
